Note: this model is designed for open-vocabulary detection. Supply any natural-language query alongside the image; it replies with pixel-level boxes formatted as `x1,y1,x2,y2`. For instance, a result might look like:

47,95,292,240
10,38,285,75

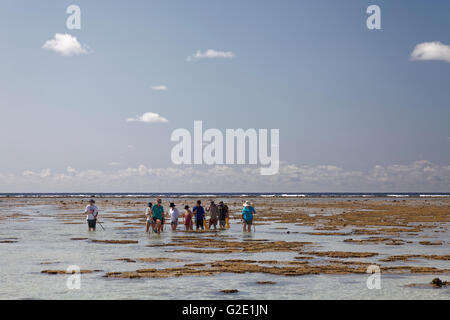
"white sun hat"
243,201,251,207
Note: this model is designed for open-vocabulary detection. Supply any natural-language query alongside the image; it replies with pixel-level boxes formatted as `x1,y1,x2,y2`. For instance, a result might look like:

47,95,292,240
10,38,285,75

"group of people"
84,198,256,234
145,199,232,234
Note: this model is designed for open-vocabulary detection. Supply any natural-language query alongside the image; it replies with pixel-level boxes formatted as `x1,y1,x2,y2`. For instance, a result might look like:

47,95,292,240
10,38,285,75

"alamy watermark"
366,265,381,290
366,5,381,30
66,265,81,290
171,121,279,175
66,5,81,30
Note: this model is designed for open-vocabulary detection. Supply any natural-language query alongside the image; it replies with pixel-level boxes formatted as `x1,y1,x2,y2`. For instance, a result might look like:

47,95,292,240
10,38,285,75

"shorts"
171,220,178,226
152,217,162,224
196,219,203,229
210,218,218,225
87,219,96,228
219,220,226,227
243,218,253,225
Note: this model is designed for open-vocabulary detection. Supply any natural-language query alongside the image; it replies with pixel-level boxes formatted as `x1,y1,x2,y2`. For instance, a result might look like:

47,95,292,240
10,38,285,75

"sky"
0,0,449,192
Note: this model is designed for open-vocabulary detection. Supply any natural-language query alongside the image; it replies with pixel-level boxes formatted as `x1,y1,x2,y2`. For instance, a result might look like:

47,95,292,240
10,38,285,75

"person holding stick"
242,201,255,232
85,199,98,231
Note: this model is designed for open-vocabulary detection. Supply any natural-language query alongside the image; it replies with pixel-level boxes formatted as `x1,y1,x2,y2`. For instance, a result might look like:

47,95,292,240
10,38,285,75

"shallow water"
0,197,449,300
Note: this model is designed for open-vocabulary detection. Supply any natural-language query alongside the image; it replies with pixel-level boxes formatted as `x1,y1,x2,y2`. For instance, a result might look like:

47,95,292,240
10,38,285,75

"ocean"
0,194,449,300
1,192,449,198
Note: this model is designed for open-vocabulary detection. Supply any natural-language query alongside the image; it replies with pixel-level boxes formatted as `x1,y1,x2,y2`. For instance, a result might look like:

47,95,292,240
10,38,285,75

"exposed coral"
92,239,138,244
419,241,443,246
221,289,239,294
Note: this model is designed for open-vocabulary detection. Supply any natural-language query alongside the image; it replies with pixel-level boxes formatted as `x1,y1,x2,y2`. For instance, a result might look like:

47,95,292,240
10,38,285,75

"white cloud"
66,166,77,174
108,162,120,166
126,112,168,123
22,168,51,178
186,49,235,62
151,85,168,91
2,160,449,193
410,41,450,63
42,33,88,56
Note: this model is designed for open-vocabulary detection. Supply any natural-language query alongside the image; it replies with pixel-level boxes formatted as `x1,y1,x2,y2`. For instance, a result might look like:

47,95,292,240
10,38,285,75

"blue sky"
0,0,449,192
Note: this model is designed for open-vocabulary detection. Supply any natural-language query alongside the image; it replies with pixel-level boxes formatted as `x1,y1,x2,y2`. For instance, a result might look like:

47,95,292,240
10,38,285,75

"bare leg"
156,219,162,234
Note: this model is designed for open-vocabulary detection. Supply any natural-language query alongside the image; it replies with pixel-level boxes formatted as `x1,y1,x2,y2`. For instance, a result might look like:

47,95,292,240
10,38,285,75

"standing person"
145,202,153,233
85,199,98,231
169,202,179,231
242,201,255,232
152,198,165,235
218,201,229,229
207,200,219,230
192,200,205,231
183,205,193,231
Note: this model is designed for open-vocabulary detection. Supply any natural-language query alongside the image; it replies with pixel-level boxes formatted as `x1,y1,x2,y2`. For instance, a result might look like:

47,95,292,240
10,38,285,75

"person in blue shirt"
242,201,255,232
192,200,205,230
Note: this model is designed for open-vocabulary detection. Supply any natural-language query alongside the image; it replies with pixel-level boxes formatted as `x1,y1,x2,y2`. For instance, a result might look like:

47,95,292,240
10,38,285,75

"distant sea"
0,192,449,198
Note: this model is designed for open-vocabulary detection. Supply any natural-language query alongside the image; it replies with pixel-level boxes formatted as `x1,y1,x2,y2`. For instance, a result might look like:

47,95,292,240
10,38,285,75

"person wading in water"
85,199,98,231
218,201,229,229
192,200,205,231
183,205,193,231
242,201,255,232
207,200,219,230
169,202,179,231
145,202,153,233
152,198,165,235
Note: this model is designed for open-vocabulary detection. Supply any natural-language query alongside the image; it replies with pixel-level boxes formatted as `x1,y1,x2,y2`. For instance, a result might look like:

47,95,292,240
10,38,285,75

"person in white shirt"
85,199,98,231
169,202,179,231
145,202,153,233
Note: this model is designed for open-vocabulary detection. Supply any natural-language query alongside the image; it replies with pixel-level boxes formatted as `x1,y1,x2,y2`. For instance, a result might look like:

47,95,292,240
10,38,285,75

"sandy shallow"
0,196,449,299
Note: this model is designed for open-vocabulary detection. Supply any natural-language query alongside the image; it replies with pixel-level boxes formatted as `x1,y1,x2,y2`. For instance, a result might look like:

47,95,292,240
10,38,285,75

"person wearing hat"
206,200,219,230
169,202,179,231
85,199,99,231
151,198,165,235
183,205,193,231
218,201,229,229
145,202,153,233
241,201,255,232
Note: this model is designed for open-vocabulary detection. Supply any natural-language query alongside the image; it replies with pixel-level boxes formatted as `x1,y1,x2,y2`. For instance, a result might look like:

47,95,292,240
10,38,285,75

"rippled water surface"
0,197,449,299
